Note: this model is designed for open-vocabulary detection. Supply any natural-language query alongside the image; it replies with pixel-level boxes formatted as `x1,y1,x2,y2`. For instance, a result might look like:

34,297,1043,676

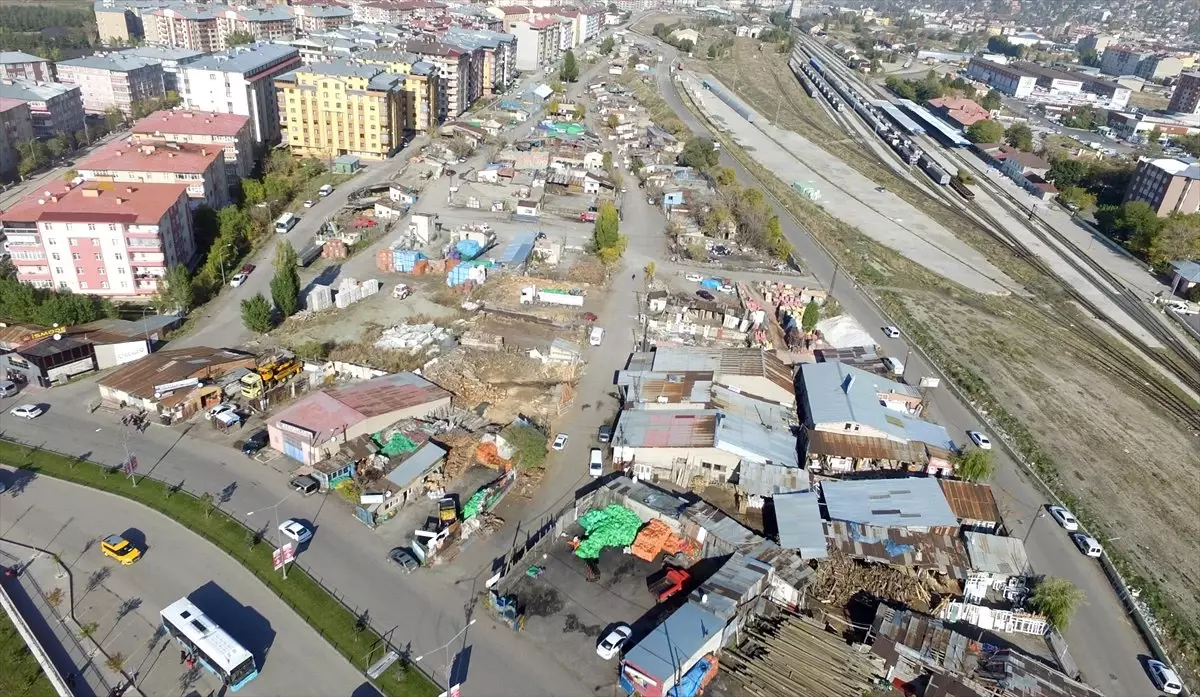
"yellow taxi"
100,535,141,565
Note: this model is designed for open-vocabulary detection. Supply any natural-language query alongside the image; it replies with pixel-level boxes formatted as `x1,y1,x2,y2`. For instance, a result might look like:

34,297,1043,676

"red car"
241,263,256,275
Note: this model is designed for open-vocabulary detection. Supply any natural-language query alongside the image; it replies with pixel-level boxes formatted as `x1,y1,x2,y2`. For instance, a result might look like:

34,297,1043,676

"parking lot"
501,530,679,690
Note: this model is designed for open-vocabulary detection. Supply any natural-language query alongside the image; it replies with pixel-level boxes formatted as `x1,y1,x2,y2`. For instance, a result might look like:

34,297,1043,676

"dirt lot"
472,274,603,322
422,346,580,423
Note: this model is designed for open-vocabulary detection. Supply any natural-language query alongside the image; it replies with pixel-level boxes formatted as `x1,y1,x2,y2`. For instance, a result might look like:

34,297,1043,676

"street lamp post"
218,243,234,287
414,618,477,687
247,492,296,579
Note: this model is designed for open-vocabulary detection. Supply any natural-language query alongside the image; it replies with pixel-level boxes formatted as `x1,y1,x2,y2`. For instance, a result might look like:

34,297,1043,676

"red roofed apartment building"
0,182,194,297
76,140,230,209
131,110,254,180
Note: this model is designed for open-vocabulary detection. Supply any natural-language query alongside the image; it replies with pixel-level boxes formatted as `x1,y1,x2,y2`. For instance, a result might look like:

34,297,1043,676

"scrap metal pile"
572,505,642,559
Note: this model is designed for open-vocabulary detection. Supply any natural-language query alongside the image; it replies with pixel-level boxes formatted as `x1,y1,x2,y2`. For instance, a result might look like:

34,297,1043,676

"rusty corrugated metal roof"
938,480,1001,525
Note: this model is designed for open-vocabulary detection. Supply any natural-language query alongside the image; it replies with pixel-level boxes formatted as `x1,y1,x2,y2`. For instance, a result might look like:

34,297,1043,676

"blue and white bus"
161,598,258,692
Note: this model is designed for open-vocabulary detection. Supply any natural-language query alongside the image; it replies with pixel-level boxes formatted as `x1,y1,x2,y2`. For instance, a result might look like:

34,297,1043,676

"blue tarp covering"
700,279,721,289
496,231,537,265
455,240,483,258
667,657,714,697
499,99,522,110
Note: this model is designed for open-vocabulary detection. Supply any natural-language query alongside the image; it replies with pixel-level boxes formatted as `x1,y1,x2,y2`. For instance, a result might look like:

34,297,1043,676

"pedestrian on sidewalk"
180,649,187,664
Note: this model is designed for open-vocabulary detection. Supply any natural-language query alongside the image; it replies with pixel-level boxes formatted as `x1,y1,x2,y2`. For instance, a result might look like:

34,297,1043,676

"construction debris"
719,610,880,697
812,549,939,610
373,322,453,352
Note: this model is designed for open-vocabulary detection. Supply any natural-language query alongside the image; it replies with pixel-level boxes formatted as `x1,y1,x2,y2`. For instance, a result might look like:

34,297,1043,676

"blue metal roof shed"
898,98,972,147
622,602,725,690
495,231,537,266
773,491,828,559
873,100,925,135
384,441,447,490
821,477,959,528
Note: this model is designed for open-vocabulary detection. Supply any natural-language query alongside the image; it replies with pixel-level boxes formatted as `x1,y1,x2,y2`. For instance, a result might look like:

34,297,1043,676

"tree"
548,99,561,116
46,135,67,159
500,423,548,469
1135,213,1200,267
593,202,621,251
714,166,736,187
156,264,195,313
560,50,579,82
1057,186,1096,212
954,449,996,482
599,37,614,55
574,103,585,120
955,169,975,185
602,151,613,171
980,89,1002,111
550,79,564,94
105,653,127,673
1028,577,1085,630
78,622,98,640
1005,123,1034,151
271,241,301,318
605,114,619,129
965,119,1005,144
1078,47,1101,67
644,261,656,280
1100,200,1163,247
679,136,720,170
1047,158,1089,188
226,30,255,47
801,300,820,332
241,294,274,334
1060,106,1096,130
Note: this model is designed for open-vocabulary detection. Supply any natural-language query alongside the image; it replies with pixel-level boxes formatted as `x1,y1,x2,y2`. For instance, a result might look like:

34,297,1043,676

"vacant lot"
695,48,1200,673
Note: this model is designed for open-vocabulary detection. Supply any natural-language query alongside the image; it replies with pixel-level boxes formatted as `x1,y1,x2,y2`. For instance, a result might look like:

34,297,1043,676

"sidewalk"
0,545,128,697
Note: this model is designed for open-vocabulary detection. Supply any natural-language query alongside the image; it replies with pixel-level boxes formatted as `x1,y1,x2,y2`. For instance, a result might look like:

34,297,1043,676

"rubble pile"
812,550,937,610
423,349,578,408
373,323,453,352
432,431,481,483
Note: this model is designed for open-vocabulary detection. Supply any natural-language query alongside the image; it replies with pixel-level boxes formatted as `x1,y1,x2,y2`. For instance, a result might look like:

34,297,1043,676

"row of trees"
1095,203,1200,270
0,277,119,326
884,71,1002,111
0,6,93,31
241,241,301,333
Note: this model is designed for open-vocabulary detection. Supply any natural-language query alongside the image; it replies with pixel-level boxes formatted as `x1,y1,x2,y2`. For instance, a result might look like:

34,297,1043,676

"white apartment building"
56,55,165,115
178,43,301,144
510,18,561,72
1,182,194,297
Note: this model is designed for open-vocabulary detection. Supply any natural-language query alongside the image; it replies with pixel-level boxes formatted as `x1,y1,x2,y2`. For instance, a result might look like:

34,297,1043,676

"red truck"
579,208,598,222
648,567,691,603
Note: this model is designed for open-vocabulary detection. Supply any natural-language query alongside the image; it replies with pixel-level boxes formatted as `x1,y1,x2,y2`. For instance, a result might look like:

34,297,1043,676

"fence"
674,80,1184,691
0,436,440,696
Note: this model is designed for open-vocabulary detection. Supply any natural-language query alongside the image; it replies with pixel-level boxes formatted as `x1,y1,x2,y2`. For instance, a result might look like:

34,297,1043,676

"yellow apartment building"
357,51,442,134
274,61,410,160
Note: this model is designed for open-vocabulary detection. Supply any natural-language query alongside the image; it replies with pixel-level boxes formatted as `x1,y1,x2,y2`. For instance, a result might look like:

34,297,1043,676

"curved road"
643,37,1155,696
0,467,372,697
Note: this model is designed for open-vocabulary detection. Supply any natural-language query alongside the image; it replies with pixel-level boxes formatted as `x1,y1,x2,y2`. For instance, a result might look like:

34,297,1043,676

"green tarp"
375,432,418,457
574,505,642,559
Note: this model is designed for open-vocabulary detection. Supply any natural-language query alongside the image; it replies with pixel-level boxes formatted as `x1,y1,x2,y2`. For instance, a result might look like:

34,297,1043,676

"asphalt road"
0,465,370,697
644,39,1156,696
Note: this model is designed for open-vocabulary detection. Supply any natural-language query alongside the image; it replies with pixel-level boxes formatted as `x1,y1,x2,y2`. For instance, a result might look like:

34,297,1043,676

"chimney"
114,197,125,204
82,188,100,197
125,186,135,193
49,194,59,203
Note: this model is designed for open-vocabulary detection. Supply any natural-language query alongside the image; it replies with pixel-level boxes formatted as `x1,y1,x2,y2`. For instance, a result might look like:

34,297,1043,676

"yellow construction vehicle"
240,354,303,399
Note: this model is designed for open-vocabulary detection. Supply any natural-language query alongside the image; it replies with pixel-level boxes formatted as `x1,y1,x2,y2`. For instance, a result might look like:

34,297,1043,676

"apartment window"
75,267,84,274
101,281,109,289
69,237,78,246
94,253,102,260
59,281,68,289
72,252,81,260
51,252,60,261
80,281,88,289
54,267,63,274
117,267,126,275
120,280,127,288
108,224,116,230
87,223,96,231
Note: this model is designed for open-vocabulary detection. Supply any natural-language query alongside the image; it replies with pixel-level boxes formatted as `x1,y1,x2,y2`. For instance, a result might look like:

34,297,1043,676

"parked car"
207,403,238,420
684,273,703,283
303,199,316,208
241,263,256,275
9,404,43,419
967,430,992,450
318,184,334,197
229,273,248,287
279,519,313,544
882,325,901,339
388,547,420,573
1070,533,1102,558
598,424,612,443
240,430,269,456
1047,505,1079,531
596,624,632,660
552,433,568,451
290,475,320,496
0,379,18,397
1146,659,1184,695
589,448,603,477
100,534,141,565
696,289,715,301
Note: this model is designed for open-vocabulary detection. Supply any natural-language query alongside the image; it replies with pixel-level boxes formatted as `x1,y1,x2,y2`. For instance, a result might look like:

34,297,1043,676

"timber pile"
720,611,877,697
434,431,480,482
812,550,935,609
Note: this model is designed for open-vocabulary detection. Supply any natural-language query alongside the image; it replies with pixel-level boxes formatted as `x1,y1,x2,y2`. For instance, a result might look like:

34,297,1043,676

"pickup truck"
647,567,691,603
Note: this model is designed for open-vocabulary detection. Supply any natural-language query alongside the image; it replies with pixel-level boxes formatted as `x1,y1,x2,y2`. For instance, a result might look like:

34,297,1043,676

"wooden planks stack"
812,550,934,610
719,611,877,697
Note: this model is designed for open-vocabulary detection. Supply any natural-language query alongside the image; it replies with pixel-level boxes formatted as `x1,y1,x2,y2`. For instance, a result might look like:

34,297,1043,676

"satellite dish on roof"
53,334,62,341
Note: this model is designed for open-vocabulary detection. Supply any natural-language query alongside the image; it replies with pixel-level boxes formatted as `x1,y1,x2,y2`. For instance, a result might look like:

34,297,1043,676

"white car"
684,273,703,283
589,448,603,478
1071,533,1102,558
207,403,237,420
8,404,43,419
1047,505,1079,531
229,273,248,288
303,199,315,208
967,430,992,450
596,624,632,660
279,519,313,544
1146,659,1184,695
552,433,568,451
882,326,901,339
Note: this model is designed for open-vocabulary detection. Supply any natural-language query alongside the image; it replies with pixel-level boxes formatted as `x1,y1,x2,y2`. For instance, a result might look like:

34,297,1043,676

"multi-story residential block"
132,109,254,180
95,5,142,46
554,14,576,51
966,56,1036,97
556,9,584,48
76,140,229,208
114,46,205,94
288,4,354,35
580,6,604,42
1101,45,1191,81
274,61,410,161
0,98,34,178
144,6,296,52
353,0,447,24
1,181,194,296
178,43,301,145
448,4,504,32
399,41,470,119
443,28,516,97
221,8,296,44
0,52,54,83
1076,33,1115,56
56,55,165,115
499,5,535,25
510,18,562,72
1171,72,1200,115
356,50,444,133
0,80,86,140
1125,157,1200,217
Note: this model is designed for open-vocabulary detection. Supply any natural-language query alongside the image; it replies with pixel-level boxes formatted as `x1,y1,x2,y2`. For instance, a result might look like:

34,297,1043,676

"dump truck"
648,567,691,603
240,354,303,399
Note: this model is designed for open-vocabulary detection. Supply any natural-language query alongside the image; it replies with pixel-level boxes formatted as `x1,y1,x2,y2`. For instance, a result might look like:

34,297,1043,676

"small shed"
772,491,828,560
333,155,361,174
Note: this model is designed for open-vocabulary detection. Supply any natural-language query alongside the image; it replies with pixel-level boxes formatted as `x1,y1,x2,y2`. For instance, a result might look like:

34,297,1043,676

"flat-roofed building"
0,98,34,178
114,46,205,93
56,55,165,115
0,79,85,139
179,43,302,145
76,140,230,208
1125,156,1200,216
288,4,353,34
131,109,254,179
1,182,194,296
0,51,54,82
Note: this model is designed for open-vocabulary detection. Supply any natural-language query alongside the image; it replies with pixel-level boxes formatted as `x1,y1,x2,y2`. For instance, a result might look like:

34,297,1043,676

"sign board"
359,492,385,505
272,543,295,570
918,377,941,389
366,651,399,680
276,420,317,440
25,328,62,342
154,377,200,396
121,455,138,474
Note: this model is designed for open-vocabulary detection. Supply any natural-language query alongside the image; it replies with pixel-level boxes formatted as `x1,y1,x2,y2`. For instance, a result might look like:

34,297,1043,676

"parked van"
0,380,18,398
588,448,603,477
589,327,604,346
318,184,334,197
